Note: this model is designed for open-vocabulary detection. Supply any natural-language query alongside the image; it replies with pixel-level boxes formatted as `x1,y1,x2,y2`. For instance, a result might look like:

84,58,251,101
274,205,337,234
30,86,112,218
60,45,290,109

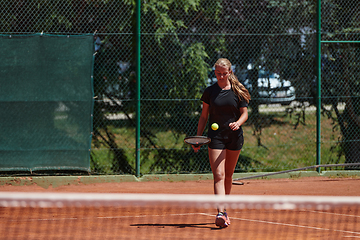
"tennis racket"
184,136,211,148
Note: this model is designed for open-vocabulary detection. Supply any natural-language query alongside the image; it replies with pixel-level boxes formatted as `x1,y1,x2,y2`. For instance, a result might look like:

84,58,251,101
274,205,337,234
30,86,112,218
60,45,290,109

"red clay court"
1,176,360,239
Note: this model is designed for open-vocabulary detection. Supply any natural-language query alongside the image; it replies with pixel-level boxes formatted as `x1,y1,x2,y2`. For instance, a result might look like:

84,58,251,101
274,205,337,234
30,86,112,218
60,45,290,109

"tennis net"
1,192,360,239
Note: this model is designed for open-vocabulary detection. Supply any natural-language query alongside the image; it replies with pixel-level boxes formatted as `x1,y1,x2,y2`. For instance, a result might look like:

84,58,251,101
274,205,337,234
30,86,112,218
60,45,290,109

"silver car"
241,69,296,105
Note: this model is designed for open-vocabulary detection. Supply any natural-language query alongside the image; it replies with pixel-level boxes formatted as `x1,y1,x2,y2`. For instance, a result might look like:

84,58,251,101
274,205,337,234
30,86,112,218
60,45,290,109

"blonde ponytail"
228,73,251,104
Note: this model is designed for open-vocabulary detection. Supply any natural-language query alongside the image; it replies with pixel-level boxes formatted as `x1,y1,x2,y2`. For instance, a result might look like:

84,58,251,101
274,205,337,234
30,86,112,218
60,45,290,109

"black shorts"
208,135,244,151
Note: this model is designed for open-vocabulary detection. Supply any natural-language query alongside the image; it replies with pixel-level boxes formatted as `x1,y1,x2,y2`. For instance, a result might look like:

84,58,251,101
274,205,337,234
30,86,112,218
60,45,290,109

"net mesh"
1,193,360,240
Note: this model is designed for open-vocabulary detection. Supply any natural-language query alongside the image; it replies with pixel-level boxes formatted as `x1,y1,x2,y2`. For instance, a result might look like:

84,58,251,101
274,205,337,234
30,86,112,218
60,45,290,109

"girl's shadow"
131,223,222,230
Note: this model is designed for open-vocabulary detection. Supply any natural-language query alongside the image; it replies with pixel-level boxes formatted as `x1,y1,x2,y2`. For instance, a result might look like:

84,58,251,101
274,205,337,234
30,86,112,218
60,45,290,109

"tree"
320,0,360,167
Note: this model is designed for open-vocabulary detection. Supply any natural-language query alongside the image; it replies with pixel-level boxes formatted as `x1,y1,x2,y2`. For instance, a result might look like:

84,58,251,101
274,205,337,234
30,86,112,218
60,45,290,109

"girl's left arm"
229,107,248,131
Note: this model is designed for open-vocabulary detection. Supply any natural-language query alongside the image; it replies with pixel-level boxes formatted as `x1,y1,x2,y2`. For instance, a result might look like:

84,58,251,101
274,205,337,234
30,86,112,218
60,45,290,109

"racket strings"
185,138,210,145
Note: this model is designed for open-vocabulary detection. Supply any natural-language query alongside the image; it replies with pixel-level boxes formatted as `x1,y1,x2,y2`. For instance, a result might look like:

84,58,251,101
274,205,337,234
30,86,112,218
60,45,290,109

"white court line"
309,210,360,218
198,212,360,236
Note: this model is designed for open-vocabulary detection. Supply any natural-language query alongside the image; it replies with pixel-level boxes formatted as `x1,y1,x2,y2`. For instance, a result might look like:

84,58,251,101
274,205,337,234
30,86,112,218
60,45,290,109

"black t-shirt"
200,83,248,139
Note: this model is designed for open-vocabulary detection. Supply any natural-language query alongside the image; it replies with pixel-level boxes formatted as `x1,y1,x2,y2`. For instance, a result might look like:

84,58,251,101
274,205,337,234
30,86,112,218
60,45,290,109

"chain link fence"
321,1,360,169
0,0,359,176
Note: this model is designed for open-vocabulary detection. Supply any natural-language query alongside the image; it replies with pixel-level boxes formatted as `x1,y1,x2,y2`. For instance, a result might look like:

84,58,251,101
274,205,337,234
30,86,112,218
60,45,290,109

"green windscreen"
0,34,94,172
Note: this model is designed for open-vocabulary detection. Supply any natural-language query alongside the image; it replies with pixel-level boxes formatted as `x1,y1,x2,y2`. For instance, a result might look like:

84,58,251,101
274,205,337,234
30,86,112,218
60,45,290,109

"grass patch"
240,111,345,172
91,110,346,174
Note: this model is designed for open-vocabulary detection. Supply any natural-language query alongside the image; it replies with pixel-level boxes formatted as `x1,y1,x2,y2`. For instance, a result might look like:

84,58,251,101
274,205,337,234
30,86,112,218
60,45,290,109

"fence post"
135,0,141,177
316,0,322,173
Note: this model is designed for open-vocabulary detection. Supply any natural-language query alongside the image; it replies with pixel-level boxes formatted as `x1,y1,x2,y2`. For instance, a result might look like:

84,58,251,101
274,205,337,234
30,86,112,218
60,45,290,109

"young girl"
193,58,251,228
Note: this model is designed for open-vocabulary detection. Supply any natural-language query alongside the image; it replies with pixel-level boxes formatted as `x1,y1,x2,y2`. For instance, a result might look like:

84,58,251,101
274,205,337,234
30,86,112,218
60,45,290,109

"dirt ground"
0,176,359,196
1,177,360,240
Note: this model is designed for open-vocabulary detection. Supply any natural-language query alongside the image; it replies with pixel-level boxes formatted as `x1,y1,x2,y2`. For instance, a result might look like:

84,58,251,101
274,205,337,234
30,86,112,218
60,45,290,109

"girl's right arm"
193,102,209,152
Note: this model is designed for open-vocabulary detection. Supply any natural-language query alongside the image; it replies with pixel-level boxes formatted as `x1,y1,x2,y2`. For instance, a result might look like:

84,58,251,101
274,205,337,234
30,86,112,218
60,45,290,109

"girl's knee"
213,172,225,182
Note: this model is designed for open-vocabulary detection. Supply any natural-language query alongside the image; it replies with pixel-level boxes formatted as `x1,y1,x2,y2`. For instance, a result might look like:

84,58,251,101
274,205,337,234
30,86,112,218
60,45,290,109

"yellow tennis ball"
211,123,219,131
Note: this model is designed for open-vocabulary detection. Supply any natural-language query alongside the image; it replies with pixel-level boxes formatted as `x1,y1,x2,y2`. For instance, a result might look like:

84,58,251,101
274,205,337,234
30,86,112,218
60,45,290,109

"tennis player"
193,58,251,228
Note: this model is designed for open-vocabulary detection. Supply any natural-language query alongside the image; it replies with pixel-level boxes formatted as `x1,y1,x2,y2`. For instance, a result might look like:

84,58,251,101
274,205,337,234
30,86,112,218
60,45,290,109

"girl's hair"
214,58,251,104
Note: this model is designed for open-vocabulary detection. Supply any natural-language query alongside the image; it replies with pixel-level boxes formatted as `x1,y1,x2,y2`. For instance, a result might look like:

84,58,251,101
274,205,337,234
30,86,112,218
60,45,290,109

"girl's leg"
224,149,241,195
209,148,240,228
208,148,226,196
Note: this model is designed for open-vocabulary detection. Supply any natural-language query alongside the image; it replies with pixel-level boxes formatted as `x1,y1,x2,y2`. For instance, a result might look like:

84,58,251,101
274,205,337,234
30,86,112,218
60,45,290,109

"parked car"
241,69,296,105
